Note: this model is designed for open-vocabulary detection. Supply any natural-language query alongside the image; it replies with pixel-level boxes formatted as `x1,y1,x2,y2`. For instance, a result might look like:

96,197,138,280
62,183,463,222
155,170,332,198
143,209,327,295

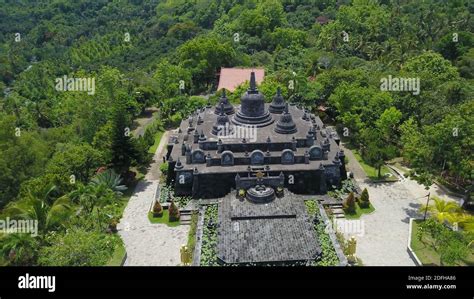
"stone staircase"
179,209,194,225
330,204,346,219
322,202,346,219
314,195,346,219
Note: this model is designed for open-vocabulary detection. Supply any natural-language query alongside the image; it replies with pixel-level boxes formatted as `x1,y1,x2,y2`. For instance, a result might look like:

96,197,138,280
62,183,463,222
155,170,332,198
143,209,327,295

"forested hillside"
0,0,472,265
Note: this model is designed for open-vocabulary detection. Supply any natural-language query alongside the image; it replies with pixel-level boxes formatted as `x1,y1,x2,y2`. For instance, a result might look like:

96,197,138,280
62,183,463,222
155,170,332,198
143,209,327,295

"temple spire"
249,72,257,92
220,103,225,116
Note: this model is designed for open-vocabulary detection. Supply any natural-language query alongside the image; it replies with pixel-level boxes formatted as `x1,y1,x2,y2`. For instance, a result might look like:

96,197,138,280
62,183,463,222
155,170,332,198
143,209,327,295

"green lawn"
148,130,164,154
106,242,126,266
352,150,397,181
186,212,199,263
410,220,474,266
345,202,375,219
147,210,180,227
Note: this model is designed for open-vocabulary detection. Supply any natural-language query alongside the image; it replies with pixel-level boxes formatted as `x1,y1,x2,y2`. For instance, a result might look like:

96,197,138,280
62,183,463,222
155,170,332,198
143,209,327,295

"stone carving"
221,150,234,166
192,149,205,163
250,150,265,165
281,149,295,165
309,145,323,160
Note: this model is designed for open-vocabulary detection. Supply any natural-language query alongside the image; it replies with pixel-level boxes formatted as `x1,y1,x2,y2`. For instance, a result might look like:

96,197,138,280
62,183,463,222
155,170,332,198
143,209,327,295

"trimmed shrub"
108,218,119,233
152,200,163,217
169,201,180,222
343,192,356,214
359,188,370,208
160,162,169,176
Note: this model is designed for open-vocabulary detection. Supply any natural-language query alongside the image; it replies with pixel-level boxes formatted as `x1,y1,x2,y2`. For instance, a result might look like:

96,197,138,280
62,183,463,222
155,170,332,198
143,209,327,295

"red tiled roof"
217,67,265,92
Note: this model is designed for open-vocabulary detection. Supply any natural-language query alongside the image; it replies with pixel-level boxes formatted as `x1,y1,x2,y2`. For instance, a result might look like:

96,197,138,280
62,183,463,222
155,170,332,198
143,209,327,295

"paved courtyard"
342,144,419,266
354,181,419,266
118,130,190,266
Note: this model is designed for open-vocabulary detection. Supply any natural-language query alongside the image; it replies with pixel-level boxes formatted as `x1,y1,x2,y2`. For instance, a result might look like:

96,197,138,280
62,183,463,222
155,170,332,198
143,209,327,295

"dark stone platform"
217,191,321,264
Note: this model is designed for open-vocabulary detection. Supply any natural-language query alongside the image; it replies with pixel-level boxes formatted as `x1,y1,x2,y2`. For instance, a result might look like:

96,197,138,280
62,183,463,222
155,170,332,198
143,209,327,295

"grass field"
148,130,164,154
345,202,376,219
410,220,474,266
148,210,181,227
106,242,126,266
352,150,397,181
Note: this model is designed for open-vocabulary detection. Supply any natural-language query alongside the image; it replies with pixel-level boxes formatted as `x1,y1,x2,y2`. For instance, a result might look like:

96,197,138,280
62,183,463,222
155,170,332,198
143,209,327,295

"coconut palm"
69,183,116,214
0,233,39,265
451,213,474,233
90,169,127,195
3,184,72,235
420,197,462,224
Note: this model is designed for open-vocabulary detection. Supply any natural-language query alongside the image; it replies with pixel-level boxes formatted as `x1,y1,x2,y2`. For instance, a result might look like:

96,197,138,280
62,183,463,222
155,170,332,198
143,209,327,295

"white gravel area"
117,180,189,266
353,181,419,266
118,130,190,266
341,143,418,265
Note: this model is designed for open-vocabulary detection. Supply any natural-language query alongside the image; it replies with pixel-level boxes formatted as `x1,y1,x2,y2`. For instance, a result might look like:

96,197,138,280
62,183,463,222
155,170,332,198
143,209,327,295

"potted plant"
152,200,163,217
169,201,180,222
358,188,370,208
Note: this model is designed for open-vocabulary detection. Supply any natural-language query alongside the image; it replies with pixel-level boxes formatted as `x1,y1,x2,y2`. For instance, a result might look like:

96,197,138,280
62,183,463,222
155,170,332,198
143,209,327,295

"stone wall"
173,169,337,198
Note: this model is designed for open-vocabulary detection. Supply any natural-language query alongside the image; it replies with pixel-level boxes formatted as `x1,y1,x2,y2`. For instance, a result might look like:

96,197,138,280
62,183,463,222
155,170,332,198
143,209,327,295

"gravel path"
390,165,464,205
341,143,418,266
341,144,465,266
118,129,189,266
131,107,158,137
353,181,419,266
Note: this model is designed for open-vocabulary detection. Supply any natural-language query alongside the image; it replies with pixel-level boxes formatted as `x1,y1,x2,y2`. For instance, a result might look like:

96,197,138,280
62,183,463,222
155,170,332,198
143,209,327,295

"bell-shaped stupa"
269,87,286,114
232,72,273,127
274,103,297,134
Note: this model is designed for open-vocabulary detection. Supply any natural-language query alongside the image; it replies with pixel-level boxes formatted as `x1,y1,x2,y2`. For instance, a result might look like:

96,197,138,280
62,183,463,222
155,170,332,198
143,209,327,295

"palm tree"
69,183,116,213
90,169,127,195
0,233,38,265
67,182,117,231
450,213,474,233
420,197,462,224
3,184,72,235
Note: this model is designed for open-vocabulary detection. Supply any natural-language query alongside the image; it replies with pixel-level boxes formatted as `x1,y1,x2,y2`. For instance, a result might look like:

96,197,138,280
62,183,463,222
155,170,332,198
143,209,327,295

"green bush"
359,188,370,208
343,192,356,214
186,211,199,261
143,119,164,147
160,162,169,176
159,184,172,203
200,205,219,266
38,229,119,266
168,113,183,127
143,127,155,147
